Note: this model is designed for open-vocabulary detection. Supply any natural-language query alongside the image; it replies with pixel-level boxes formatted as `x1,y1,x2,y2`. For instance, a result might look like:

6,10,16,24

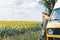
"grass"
5,31,40,40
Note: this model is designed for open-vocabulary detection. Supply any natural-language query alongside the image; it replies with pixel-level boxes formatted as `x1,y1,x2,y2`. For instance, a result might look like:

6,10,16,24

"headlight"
48,29,54,34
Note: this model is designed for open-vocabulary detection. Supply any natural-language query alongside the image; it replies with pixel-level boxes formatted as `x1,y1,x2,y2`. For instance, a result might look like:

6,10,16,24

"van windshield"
51,8,60,20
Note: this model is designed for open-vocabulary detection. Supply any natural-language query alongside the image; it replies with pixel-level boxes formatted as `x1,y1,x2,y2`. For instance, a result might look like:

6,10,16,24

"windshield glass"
51,8,60,20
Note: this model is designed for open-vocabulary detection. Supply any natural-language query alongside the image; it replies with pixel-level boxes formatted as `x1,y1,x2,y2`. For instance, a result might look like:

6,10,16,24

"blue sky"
0,0,46,20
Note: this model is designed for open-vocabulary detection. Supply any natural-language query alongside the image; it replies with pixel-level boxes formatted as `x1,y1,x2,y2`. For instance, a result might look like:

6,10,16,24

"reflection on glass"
51,8,60,20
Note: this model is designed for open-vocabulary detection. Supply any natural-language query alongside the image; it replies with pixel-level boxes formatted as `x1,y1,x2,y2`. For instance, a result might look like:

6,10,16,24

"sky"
0,0,46,21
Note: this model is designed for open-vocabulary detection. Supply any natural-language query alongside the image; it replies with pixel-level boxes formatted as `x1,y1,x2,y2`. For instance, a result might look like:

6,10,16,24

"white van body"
54,0,60,9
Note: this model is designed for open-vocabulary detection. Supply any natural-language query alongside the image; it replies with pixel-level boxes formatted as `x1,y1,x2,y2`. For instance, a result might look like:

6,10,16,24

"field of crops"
0,20,41,28
0,20,41,40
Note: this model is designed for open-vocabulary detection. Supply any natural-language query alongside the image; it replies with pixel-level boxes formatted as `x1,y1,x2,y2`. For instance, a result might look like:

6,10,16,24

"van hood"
47,21,60,28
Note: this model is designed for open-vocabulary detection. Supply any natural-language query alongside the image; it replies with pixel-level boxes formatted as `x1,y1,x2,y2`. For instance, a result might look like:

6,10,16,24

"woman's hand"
42,30,45,36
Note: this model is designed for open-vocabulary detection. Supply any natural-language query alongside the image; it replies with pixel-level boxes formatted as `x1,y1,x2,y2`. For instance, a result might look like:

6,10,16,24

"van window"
51,8,60,20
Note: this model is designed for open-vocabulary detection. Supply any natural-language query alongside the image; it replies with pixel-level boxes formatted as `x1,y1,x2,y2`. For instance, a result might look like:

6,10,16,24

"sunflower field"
0,20,42,40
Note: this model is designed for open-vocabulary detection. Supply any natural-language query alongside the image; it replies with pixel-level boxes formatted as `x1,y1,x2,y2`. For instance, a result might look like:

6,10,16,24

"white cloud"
0,0,45,20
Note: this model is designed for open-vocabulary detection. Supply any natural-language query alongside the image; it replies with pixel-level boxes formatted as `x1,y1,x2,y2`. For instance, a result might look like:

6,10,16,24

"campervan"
46,0,60,40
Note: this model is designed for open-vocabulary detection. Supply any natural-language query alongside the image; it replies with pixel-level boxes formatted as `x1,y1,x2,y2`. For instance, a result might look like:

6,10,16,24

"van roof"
54,0,60,9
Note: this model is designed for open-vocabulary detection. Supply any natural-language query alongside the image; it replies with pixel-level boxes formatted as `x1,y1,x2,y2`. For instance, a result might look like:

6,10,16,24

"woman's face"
42,14,48,19
42,14,46,19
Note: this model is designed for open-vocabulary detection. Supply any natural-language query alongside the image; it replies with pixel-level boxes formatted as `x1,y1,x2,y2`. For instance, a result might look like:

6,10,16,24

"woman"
39,12,49,40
